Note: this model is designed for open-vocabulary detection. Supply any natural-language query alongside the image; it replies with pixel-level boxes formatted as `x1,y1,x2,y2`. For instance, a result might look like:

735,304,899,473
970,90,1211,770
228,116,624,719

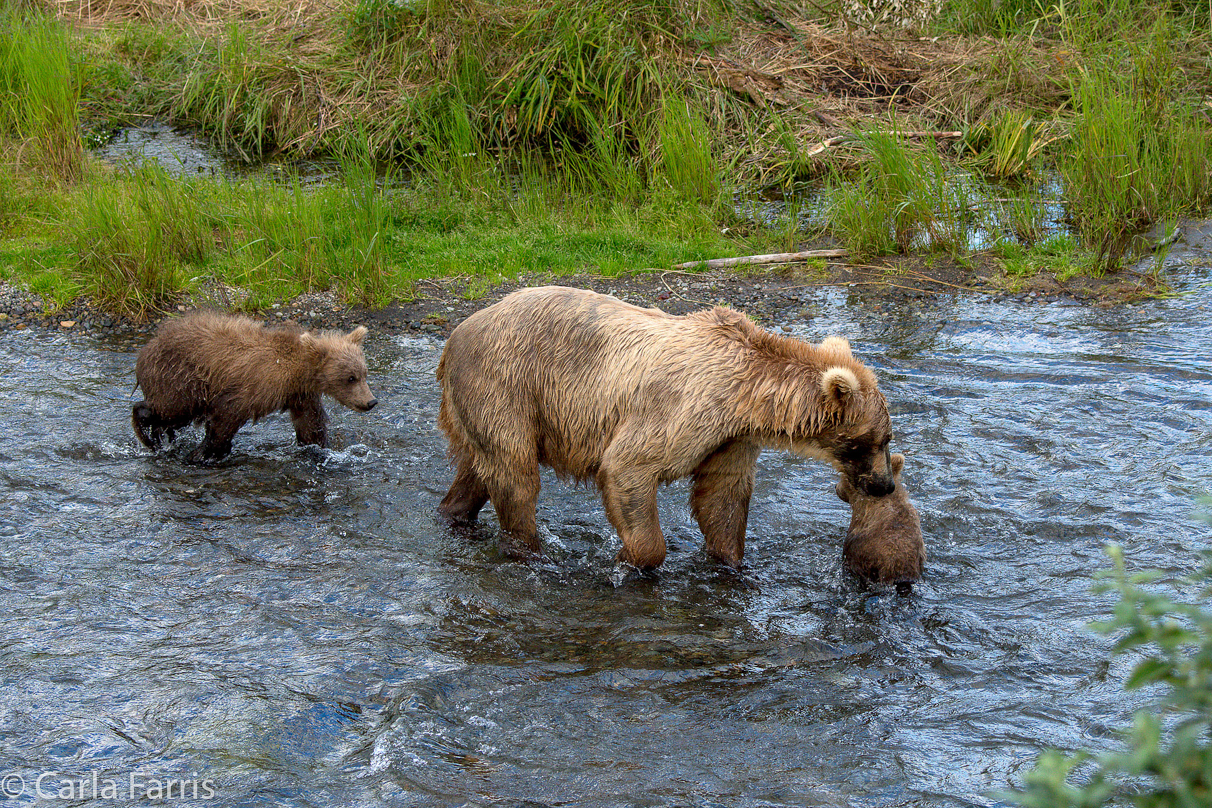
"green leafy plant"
1013,524,1212,808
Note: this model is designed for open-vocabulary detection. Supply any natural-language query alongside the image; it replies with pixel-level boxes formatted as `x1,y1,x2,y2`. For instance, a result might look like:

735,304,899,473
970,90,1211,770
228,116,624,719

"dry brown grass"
46,0,326,25
35,0,1079,177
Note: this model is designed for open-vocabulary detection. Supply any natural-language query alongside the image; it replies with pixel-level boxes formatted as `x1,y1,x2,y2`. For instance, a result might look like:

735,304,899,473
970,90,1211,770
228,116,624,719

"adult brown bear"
133,311,377,462
436,286,895,569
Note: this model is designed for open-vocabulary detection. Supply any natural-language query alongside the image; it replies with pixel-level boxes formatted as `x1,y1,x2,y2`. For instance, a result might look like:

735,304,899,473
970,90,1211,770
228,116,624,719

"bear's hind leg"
188,415,243,463
439,460,490,525
132,402,160,450
133,401,184,451
481,456,541,556
690,439,760,567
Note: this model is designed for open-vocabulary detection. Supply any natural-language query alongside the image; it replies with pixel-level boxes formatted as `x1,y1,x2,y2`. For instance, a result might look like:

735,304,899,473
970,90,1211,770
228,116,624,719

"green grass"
0,151,734,316
1,0,1211,311
823,126,973,258
0,9,83,182
1060,17,1212,273
994,232,1082,281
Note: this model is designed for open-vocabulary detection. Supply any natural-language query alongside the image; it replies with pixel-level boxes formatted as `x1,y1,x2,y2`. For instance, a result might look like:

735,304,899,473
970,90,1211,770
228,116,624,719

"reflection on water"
93,122,340,183
1,272,1211,806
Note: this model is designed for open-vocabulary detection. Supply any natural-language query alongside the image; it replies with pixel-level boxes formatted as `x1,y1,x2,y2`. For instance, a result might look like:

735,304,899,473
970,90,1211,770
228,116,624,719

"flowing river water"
2,246,1212,806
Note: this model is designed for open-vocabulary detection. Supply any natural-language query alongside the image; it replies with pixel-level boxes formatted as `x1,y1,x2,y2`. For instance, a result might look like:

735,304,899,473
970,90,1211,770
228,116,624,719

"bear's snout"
861,473,896,498
363,399,378,411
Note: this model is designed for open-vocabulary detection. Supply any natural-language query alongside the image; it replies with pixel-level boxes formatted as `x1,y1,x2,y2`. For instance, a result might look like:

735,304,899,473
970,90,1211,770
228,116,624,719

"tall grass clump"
495,1,680,149
657,99,719,208
825,128,971,257
173,24,291,161
213,178,377,307
964,110,1054,181
318,146,395,306
1061,21,1212,272
69,165,216,315
351,1,723,174
937,0,1049,35
0,10,82,182
1013,531,1212,808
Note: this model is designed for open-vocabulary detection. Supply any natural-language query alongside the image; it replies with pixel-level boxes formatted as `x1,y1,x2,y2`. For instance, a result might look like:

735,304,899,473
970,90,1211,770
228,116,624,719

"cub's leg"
439,460,490,525
132,402,186,451
188,414,245,463
290,396,329,448
598,432,666,568
690,440,761,567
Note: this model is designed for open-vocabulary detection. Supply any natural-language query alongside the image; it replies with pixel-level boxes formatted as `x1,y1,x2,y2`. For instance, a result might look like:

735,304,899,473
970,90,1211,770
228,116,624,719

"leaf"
1126,658,1173,689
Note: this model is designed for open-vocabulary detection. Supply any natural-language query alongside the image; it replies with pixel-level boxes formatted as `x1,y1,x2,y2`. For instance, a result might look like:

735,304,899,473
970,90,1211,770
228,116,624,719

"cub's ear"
299,332,317,348
347,325,367,345
835,478,853,504
819,335,852,355
890,452,905,478
820,366,859,407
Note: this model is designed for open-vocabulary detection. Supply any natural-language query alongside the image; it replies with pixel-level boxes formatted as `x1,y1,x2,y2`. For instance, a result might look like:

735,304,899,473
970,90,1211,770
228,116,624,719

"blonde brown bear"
436,286,896,569
836,452,925,592
132,311,377,462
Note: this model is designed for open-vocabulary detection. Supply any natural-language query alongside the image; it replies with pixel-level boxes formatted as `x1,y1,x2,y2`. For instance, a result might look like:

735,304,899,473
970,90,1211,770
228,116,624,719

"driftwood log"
671,249,848,271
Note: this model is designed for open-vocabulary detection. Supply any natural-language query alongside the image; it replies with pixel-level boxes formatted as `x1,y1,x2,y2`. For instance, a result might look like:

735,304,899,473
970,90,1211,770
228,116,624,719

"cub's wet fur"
836,452,925,592
133,311,376,462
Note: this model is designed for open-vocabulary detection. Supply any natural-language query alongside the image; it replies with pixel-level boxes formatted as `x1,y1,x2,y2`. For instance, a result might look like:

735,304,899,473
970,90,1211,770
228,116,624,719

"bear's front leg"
290,396,328,448
690,439,761,567
480,457,541,556
598,438,666,568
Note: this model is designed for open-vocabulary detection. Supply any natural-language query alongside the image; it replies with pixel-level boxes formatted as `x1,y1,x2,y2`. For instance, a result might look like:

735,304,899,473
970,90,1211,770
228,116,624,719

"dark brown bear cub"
132,311,377,462
835,452,925,593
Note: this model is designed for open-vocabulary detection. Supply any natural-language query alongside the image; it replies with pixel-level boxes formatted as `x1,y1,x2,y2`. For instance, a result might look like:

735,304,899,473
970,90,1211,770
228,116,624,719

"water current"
1,252,1211,806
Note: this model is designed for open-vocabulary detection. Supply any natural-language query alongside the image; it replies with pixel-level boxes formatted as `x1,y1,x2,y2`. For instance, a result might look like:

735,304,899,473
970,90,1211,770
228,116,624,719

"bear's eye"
347,374,357,384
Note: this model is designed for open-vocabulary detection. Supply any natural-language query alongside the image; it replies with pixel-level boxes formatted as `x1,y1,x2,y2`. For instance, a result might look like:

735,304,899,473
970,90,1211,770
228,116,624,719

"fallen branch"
805,135,853,157
672,249,848,271
804,129,963,158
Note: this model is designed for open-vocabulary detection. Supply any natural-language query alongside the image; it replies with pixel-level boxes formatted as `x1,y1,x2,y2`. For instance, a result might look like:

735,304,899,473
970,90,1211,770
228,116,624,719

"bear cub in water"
835,451,925,592
132,311,377,462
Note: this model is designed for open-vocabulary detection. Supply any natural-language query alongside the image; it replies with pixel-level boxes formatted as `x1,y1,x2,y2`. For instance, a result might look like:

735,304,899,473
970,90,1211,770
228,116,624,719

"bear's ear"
299,332,317,348
819,335,852,355
890,452,905,479
820,366,860,408
835,478,853,504
347,326,367,346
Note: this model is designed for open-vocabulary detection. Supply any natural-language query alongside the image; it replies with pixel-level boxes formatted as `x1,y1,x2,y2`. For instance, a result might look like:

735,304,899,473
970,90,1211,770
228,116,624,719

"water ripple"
1,276,1211,806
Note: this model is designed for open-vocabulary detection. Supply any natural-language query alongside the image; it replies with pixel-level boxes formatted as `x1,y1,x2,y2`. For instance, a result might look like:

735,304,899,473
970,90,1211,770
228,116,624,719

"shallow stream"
2,258,1212,806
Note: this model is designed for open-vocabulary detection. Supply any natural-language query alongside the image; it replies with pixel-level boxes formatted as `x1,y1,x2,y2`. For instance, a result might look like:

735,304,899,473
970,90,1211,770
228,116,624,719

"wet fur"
436,286,895,569
132,311,376,462
836,452,925,588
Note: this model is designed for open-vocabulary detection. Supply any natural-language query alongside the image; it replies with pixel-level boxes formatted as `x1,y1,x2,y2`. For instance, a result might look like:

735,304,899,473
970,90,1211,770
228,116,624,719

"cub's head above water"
835,452,925,592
